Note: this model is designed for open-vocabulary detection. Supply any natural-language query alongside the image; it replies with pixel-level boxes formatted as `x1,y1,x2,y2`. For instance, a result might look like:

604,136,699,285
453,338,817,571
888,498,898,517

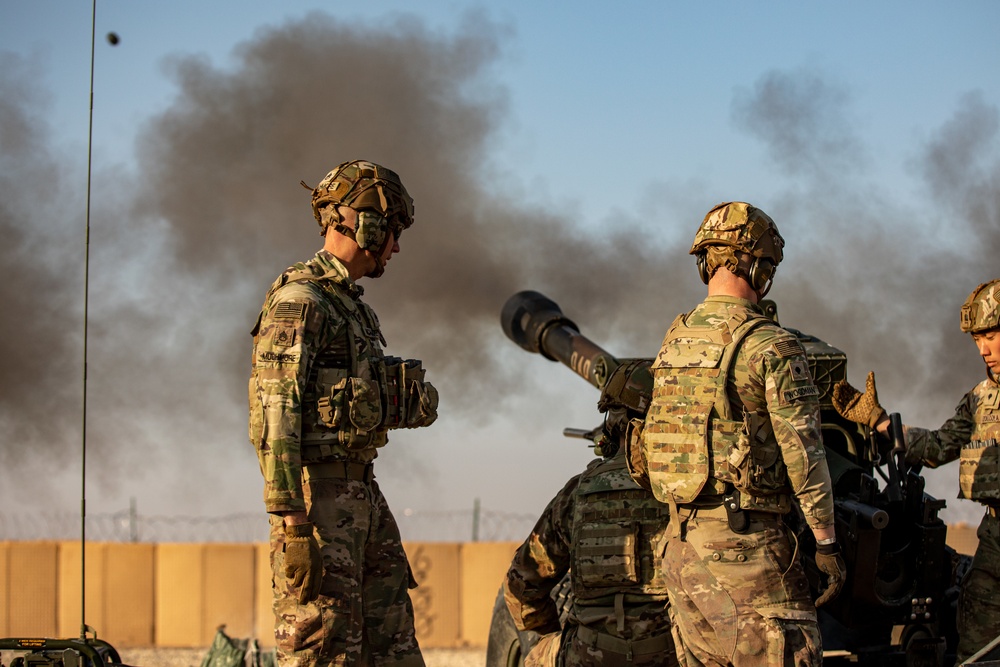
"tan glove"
831,371,887,429
814,543,847,607
284,522,323,604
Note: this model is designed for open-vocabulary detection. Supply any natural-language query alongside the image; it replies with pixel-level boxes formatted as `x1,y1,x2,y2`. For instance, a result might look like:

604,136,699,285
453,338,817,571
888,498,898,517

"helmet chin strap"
364,234,394,279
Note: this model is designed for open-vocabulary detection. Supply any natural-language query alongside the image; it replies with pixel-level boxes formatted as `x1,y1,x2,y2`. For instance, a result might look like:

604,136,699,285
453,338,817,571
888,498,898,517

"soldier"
629,202,846,666
248,160,438,667
832,278,1000,661
503,359,678,667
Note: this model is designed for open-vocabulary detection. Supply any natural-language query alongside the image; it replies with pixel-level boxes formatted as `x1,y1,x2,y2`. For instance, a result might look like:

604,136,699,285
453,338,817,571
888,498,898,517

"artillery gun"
487,290,971,667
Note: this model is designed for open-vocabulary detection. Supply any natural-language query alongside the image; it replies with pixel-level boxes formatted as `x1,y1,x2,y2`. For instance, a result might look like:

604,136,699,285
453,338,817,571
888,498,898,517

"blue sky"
2,1,999,535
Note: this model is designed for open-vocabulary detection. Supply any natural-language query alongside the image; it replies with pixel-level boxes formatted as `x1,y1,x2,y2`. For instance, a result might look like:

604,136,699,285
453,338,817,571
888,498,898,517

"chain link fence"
0,504,539,543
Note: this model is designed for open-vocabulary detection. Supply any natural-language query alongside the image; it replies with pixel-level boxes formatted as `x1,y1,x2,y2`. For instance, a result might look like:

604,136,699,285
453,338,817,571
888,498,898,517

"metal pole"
81,0,97,640
472,498,480,542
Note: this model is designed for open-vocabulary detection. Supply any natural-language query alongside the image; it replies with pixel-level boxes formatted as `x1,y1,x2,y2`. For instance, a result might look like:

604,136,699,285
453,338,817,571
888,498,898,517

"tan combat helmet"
302,160,414,276
690,201,785,296
960,279,1000,333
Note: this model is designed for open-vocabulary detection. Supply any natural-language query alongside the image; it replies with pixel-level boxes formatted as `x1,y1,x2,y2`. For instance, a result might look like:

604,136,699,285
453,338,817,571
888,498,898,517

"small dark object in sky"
107,32,120,46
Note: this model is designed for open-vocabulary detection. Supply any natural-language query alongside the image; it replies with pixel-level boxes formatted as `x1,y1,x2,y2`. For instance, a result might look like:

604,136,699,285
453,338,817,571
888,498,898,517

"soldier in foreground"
503,360,678,667
631,202,845,666
248,160,438,666
833,278,1000,662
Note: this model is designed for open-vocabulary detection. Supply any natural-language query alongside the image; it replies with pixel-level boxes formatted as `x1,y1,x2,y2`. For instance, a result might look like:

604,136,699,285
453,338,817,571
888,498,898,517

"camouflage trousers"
270,475,423,667
525,625,678,667
663,512,820,667
957,510,1000,661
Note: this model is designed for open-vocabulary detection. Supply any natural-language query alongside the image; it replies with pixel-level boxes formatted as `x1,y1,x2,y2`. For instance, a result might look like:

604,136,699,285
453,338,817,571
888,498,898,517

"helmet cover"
307,160,414,238
960,279,1000,333
690,201,784,262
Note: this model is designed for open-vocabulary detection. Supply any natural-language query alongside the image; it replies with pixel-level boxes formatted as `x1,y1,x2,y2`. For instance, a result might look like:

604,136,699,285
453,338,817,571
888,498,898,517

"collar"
703,294,762,312
314,250,364,299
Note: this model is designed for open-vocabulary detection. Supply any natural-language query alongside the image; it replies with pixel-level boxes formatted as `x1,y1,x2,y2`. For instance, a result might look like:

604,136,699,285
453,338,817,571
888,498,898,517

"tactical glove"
831,371,887,429
284,522,323,604
814,542,847,607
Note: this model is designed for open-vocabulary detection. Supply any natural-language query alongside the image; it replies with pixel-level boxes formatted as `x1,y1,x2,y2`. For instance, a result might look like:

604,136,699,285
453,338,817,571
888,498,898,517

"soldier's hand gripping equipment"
832,371,888,429
284,522,324,604
499,290,970,666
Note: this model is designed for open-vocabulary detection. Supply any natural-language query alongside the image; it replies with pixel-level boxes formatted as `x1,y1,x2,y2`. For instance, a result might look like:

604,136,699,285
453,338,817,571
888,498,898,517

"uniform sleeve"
904,390,976,468
502,474,578,633
745,330,835,530
249,284,335,515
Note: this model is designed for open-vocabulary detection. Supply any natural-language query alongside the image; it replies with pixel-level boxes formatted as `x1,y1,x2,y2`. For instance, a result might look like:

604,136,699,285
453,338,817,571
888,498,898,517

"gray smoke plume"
1,13,997,525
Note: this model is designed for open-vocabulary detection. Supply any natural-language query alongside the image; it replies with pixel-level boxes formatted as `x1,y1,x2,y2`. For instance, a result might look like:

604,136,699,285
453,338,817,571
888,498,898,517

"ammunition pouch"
383,357,439,429
316,369,386,450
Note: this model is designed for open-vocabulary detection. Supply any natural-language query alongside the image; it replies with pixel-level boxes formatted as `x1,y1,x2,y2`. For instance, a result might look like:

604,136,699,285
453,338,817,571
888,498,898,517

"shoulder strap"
715,314,771,421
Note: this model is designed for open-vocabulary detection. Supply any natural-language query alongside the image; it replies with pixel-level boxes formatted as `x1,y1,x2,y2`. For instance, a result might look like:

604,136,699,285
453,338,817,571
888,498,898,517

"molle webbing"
642,314,767,504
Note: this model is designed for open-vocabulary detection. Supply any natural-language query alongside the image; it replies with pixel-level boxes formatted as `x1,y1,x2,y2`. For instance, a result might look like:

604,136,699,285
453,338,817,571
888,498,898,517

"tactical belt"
673,503,779,534
575,625,673,657
303,461,374,483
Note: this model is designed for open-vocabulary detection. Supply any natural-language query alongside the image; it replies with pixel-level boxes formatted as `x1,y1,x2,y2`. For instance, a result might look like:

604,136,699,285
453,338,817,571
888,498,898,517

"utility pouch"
346,377,382,432
316,369,350,429
624,418,652,491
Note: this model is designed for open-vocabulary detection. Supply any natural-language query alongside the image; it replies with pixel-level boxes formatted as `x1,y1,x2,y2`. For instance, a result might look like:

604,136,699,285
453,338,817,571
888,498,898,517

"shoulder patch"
274,302,306,320
772,338,805,358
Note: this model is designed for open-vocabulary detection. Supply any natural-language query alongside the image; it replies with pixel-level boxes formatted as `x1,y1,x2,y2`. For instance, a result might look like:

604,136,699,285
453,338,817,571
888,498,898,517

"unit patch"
783,385,820,403
274,302,306,320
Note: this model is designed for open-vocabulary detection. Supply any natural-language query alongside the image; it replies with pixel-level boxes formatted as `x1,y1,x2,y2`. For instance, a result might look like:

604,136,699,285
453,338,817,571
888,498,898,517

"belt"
304,461,374,483
575,625,673,657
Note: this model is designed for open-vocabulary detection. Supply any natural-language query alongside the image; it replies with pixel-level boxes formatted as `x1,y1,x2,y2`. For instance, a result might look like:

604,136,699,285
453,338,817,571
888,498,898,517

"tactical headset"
696,247,777,296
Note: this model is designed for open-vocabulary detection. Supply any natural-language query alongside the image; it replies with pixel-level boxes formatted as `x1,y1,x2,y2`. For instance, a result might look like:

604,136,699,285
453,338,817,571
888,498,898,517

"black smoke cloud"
1,13,997,523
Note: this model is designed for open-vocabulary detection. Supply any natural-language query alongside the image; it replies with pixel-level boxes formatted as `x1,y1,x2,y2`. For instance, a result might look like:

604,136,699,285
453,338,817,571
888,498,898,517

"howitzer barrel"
501,291,620,389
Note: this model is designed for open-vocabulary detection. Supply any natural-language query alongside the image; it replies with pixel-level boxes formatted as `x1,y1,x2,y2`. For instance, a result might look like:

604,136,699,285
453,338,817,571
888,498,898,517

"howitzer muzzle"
501,291,620,389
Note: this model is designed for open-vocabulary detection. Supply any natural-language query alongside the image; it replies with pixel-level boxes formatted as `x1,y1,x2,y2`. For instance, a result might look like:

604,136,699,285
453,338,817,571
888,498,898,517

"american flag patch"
773,339,804,358
274,302,305,320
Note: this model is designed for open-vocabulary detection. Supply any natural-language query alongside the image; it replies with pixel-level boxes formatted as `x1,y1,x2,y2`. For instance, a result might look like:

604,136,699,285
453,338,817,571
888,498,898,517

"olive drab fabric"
504,452,677,667
902,375,1000,660
961,279,1000,334
249,248,431,667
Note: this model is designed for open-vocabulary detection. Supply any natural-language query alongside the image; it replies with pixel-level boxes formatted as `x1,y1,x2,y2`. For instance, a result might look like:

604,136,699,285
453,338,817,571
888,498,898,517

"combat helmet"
303,160,414,276
690,201,785,296
960,279,1000,334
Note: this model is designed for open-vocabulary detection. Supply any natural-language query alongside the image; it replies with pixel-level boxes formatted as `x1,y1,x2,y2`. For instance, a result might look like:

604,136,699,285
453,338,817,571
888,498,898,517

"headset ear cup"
749,258,775,292
355,211,388,252
696,253,710,285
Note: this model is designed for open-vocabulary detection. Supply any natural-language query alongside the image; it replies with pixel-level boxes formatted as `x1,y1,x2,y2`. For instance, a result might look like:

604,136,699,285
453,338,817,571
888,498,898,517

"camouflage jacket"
248,250,386,514
503,452,673,641
643,296,834,530
905,376,1000,504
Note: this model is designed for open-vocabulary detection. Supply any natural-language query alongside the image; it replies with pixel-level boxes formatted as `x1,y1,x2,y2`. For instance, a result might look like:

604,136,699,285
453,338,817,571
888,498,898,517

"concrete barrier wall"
0,541,518,648
0,529,976,648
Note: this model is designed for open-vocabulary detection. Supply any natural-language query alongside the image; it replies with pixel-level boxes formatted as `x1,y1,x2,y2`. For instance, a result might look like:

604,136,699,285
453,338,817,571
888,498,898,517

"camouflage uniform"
638,296,835,667
250,250,424,667
903,378,1000,660
503,451,678,667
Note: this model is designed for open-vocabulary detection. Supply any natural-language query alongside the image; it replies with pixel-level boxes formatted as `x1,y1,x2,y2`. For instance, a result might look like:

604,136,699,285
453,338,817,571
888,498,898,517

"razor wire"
0,507,539,543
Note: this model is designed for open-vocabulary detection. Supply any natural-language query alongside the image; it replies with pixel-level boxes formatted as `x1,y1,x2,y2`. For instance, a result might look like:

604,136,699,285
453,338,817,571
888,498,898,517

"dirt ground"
116,647,486,667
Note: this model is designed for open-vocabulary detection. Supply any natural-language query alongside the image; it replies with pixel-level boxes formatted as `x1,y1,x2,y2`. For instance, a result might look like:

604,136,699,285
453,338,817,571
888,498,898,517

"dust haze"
1,14,997,526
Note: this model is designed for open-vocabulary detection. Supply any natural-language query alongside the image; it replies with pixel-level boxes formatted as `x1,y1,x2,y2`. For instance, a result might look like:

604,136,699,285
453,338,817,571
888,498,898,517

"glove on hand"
284,522,323,604
831,371,887,429
814,542,847,607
